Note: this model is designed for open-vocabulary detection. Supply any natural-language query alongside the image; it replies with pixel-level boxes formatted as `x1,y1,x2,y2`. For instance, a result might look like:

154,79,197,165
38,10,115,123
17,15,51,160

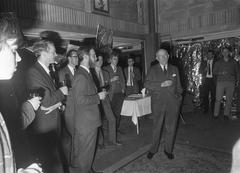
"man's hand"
60,86,68,95
161,80,173,87
110,76,119,82
28,97,42,111
98,91,107,100
17,163,43,173
40,102,62,115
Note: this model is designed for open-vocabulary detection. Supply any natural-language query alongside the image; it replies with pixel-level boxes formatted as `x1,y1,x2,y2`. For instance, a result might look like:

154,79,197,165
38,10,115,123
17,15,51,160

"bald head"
156,49,169,66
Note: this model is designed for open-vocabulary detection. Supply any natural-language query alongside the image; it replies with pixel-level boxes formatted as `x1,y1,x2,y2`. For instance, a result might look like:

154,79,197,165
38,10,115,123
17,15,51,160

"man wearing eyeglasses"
58,49,78,88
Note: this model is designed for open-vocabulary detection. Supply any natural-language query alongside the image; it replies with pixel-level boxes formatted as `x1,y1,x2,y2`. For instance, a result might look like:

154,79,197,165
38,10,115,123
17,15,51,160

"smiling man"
144,48,183,160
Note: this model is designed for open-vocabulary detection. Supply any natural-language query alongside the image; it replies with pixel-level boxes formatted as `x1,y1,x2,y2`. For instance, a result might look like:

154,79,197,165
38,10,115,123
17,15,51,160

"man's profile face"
95,55,103,68
89,49,97,63
0,38,21,79
111,56,118,66
44,43,56,64
156,49,169,66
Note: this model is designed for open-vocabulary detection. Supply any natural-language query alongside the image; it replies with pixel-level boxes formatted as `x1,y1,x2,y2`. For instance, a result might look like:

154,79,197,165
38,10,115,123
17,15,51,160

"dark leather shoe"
164,150,174,160
113,141,122,146
105,141,122,148
147,152,154,159
117,130,126,135
223,115,229,120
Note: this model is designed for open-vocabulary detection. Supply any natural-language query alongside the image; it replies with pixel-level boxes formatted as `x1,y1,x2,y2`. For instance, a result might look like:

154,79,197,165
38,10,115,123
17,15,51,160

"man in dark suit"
124,57,141,95
199,50,216,114
64,47,106,173
145,49,182,160
58,49,78,88
26,40,68,173
103,52,125,131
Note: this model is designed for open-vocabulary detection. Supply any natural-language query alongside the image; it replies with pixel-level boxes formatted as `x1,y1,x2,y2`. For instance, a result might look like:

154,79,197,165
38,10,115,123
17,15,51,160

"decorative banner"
174,37,240,108
96,24,113,52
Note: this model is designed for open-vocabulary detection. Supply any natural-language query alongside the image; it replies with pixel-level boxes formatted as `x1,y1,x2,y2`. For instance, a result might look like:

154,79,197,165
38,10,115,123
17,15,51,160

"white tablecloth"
121,95,151,125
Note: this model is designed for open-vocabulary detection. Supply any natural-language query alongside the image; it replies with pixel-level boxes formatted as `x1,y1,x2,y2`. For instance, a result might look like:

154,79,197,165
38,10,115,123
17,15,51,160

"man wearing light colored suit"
58,49,78,88
64,47,106,173
26,40,68,173
145,49,182,160
124,57,141,95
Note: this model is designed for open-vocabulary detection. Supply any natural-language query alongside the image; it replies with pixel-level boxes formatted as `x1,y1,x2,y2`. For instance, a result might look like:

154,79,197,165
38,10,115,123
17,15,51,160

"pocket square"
172,74,176,77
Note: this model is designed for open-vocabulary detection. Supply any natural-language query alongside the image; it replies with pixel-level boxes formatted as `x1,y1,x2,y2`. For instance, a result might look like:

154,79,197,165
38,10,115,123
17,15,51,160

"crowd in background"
2,12,240,173
199,47,240,120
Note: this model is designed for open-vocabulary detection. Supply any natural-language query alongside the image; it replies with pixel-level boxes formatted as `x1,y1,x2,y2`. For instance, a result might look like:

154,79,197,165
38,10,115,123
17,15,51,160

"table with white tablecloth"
120,94,151,134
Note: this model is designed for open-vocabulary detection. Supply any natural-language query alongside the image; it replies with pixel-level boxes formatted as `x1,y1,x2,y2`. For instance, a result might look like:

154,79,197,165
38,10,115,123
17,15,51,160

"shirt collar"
111,64,116,71
38,60,50,75
160,64,168,70
80,65,90,73
68,65,75,75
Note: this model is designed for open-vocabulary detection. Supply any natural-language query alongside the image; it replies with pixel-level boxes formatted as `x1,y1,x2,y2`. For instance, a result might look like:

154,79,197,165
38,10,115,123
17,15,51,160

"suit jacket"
144,64,182,102
90,68,110,92
26,62,65,133
123,66,141,88
103,65,125,99
64,66,101,165
199,59,216,78
58,65,74,88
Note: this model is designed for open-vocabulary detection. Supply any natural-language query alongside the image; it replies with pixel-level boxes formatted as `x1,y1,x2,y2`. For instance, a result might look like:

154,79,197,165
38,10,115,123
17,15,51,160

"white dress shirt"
68,65,75,76
111,64,117,73
127,66,134,86
160,64,168,72
206,59,213,78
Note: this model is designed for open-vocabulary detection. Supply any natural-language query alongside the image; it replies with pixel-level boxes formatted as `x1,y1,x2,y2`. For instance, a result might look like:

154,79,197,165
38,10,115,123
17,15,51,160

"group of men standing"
25,42,144,172
199,47,239,120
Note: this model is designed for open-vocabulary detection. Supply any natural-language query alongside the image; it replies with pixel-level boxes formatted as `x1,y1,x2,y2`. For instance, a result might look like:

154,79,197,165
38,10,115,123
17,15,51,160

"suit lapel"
79,67,97,92
66,66,74,81
36,62,56,89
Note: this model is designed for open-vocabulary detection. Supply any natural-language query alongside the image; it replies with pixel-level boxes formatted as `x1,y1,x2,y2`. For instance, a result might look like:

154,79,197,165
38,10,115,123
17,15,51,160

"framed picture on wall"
92,0,109,15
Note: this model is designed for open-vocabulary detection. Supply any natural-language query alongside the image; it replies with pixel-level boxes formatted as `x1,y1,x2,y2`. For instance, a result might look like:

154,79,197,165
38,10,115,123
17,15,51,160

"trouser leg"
149,97,165,154
224,82,235,116
69,128,98,173
214,82,225,116
111,93,124,129
164,99,180,154
102,98,117,143
209,79,216,112
203,79,210,112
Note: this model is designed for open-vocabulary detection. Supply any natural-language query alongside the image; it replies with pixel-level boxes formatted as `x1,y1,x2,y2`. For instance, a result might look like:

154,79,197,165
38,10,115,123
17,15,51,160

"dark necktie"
163,66,167,75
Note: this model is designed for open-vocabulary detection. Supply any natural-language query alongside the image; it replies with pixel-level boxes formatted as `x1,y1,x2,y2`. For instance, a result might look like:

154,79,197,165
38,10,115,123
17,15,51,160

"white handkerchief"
172,74,176,77
141,88,146,97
